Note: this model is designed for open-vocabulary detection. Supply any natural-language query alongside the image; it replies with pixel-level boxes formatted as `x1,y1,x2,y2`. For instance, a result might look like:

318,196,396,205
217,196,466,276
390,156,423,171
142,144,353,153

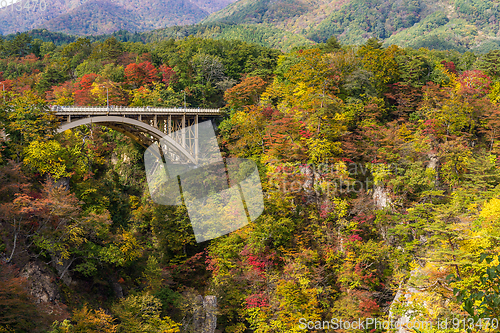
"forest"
1,32,500,332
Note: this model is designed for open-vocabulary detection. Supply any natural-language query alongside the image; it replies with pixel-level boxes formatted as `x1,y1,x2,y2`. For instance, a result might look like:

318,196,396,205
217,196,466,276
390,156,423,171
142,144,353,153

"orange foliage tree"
224,76,267,109
124,61,159,88
74,73,99,106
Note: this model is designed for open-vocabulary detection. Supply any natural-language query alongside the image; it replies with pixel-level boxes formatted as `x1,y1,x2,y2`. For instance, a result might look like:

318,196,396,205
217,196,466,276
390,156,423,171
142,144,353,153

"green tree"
2,33,33,58
321,36,342,53
454,254,500,321
2,90,58,161
475,49,500,79
37,64,69,94
40,42,56,57
142,256,164,292
358,44,401,96
100,63,125,82
365,37,383,49
112,293,180,333
75,60,104,78
90,37,123,62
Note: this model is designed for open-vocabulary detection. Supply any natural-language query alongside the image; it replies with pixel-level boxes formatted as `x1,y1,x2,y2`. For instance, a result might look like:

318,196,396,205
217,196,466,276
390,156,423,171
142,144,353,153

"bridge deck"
51,106,221,116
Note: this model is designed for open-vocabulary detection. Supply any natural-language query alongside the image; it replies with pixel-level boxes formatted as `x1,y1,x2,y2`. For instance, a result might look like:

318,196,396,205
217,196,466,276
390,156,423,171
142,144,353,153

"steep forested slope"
2,33,500,332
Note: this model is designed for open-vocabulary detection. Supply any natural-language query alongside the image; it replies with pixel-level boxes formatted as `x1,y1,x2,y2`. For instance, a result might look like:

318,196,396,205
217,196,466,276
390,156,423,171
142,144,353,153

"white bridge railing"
51,105,221,115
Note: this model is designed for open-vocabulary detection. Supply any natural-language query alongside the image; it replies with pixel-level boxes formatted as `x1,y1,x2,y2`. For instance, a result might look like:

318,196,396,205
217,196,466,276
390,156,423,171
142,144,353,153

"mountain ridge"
202,0,500,52
0,0,237,35
3,0,500,53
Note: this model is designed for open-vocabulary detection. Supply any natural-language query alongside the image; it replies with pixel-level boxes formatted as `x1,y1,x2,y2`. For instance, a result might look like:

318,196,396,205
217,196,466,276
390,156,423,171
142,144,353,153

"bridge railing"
50,105,221,114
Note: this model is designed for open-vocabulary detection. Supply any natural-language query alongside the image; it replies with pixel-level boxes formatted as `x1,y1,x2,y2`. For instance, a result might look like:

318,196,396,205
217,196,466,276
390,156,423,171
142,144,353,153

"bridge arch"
58,116,196,164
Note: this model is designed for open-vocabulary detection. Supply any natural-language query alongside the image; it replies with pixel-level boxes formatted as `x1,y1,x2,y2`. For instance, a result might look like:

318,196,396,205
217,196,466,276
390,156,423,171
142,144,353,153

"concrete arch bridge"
54,106,221,164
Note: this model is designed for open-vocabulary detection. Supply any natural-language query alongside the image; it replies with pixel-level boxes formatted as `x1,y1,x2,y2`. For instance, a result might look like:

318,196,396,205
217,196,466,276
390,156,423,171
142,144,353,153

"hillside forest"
1,32,500,332
6,0,500,54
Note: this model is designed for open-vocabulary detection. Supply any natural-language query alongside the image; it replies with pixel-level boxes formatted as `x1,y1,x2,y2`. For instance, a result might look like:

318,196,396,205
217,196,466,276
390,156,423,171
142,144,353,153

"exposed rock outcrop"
373,185,391,209
21,261,61,304
192,295,218,333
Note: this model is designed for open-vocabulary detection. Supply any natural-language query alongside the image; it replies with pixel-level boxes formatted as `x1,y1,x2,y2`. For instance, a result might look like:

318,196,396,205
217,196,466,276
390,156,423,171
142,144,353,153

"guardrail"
50,105,221,115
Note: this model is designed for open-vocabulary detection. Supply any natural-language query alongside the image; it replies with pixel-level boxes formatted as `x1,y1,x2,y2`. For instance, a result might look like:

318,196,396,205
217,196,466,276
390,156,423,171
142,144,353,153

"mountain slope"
42,0,143,36
202,0,311,24
144,23,315,51
5,0,500,53
203,0,332,31
306,0,426,43
0,0,237,35
203,0,500,52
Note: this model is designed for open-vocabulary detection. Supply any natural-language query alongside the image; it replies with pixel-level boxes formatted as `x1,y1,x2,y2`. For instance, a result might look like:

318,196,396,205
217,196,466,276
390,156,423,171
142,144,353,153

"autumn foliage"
124,61,158,88
2,34,500,333
74,73,99,106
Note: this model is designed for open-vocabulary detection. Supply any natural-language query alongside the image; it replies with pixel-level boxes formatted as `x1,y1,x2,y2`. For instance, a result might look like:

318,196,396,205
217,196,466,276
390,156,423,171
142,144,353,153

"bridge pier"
195,115,198,162
182,114,186,148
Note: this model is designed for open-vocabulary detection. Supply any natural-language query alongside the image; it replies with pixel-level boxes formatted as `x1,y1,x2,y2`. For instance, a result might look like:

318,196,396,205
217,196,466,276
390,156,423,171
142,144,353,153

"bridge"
53,106,222,163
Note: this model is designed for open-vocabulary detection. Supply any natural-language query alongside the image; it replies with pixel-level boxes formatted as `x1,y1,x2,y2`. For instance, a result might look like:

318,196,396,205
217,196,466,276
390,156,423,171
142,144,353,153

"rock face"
111,280,124,298
192,295,204,331
46,174,70,191
54,177,70,191
389,269,427,333
373,185,391,209
192,295,218,333
427,153,440,186
298,163,325,205
111,152,119,165
389,285,416,333
21,261,61,303
203,296,218,333
427,153,439,170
